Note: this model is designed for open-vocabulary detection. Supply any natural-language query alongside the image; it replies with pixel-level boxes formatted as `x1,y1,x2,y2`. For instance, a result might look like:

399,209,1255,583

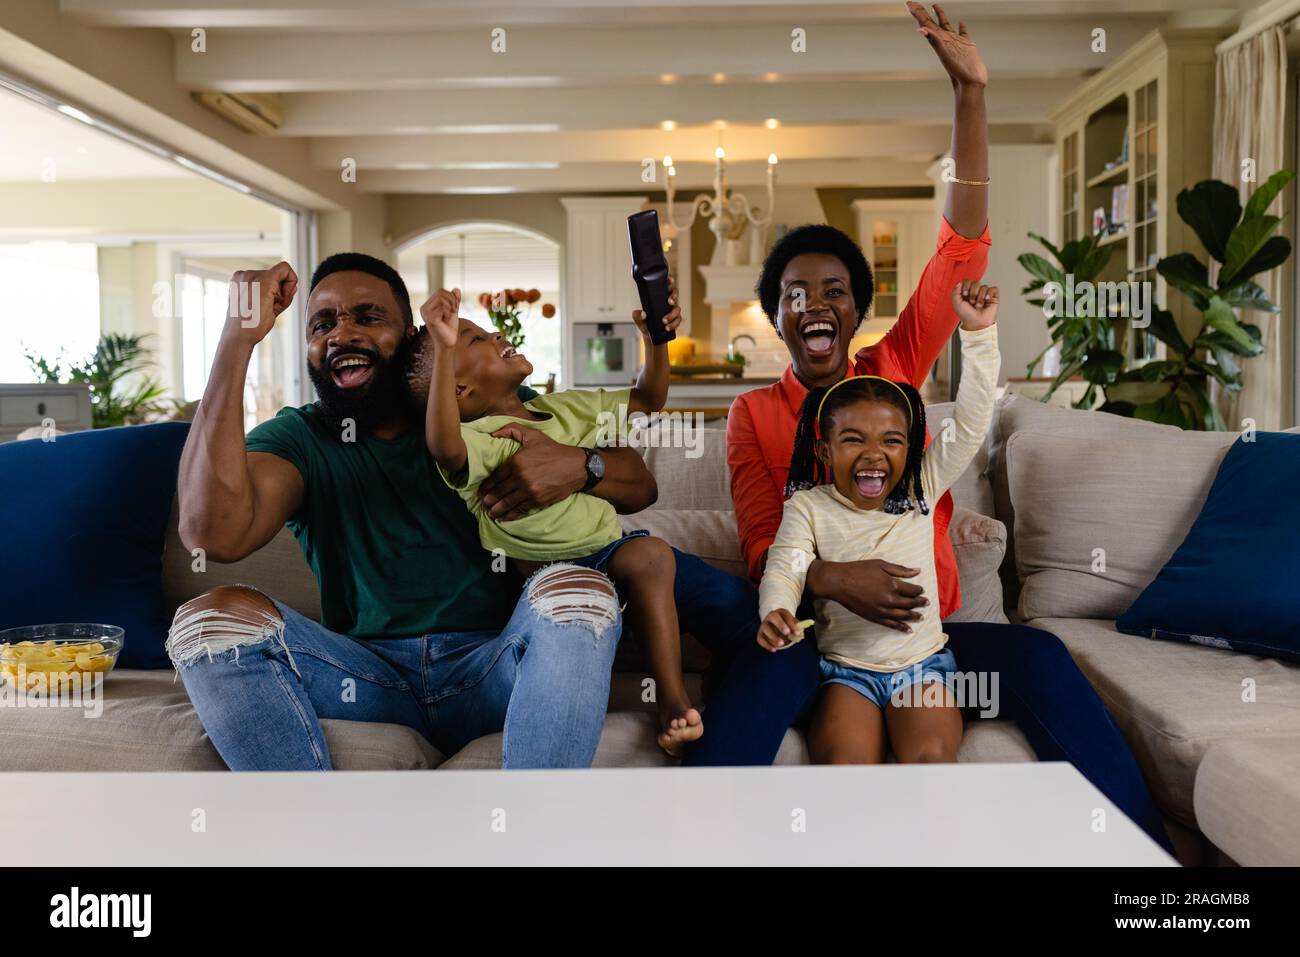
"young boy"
421,285,700,753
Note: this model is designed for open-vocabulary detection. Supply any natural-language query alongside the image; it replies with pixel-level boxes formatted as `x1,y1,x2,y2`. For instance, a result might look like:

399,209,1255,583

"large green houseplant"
1103,170,1295,429
26,332,171,428
1018,231,1118,408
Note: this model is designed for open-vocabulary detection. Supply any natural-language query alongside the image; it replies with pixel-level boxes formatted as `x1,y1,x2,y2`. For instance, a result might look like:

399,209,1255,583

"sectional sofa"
2,395,1297,866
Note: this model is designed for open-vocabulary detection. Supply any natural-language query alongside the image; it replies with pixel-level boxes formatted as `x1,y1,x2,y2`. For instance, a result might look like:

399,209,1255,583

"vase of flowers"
478,288,556,348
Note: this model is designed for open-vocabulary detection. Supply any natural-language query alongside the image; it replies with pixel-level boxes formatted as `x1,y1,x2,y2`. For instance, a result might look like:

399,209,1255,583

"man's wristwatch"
581,447,606,492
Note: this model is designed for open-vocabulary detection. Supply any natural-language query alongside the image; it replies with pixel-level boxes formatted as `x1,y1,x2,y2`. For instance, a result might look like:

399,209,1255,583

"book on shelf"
1110,184,1129,233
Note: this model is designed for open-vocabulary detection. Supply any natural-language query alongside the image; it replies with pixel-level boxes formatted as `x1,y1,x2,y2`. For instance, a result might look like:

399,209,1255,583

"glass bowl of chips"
0,624,124,694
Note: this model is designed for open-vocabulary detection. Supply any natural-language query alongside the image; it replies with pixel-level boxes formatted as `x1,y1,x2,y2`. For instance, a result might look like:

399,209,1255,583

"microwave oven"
571,321,641,387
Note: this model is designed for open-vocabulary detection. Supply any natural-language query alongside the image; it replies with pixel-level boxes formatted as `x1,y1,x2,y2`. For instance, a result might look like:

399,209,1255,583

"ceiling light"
436,161,560,170
660,120,676,132
56,104,95,126
432,124,561,134
765,118,779,130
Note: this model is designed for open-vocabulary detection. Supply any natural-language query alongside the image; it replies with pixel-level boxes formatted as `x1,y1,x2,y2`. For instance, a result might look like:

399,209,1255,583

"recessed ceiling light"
764,72,780,82
432,124,561,134
56,104,95,126
661,120,676,131
765,118,779,130
659,74,677,84
436,162,560,170
712,73,726,83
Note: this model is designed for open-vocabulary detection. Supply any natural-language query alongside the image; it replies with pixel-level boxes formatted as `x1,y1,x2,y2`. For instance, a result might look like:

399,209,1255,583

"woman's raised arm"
907,2,988,239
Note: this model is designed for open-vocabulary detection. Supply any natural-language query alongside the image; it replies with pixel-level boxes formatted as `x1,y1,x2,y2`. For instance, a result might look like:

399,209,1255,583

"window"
0,81,310,430
0,242,100,383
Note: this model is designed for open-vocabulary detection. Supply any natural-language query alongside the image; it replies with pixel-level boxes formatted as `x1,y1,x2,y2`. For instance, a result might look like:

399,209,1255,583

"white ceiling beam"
172,19,1162,92
278,78,1078,136
61,0,1236,31
356,158,934,193
308,122,1049,168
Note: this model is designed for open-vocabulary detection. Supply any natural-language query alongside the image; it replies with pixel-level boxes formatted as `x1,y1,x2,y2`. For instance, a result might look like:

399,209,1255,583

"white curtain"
1212,25,1288,430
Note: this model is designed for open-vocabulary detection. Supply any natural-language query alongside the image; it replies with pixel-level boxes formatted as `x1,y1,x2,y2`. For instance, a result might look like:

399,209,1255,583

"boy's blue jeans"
171,568,622,770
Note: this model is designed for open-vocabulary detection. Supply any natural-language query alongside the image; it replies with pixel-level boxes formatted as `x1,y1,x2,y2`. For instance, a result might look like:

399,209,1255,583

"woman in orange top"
690,3,1170,851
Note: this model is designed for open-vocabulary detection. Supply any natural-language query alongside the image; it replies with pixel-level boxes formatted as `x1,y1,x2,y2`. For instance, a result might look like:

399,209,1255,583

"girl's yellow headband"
814,375,913,439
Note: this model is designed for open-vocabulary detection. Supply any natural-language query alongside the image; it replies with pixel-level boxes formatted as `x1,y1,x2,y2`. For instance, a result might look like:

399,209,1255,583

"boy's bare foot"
657,705,703,756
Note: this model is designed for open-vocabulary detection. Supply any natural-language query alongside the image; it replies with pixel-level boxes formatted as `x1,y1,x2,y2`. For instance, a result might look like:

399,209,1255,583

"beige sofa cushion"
161,500,321,622
946,507,1008,625
1004,431,1235,621
1027,617,1300,825
633,426,732,511
925,396,1007,519
1194,736,1300,866
987,395,1244,610
0,668,443,771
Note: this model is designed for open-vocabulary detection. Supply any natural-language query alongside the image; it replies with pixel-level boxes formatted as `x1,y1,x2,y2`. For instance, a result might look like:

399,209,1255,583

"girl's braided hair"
785,376,930,515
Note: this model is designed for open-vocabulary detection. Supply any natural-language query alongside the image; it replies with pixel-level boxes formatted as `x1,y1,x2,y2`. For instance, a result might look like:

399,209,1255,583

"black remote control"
627,209,676,346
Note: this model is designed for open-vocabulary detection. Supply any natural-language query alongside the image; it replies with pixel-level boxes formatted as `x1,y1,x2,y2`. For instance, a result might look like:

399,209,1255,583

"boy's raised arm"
628,282,682,415
421,288,468,474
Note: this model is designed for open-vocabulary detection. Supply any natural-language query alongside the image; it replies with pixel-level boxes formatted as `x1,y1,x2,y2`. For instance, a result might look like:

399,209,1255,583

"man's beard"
307,335,416,437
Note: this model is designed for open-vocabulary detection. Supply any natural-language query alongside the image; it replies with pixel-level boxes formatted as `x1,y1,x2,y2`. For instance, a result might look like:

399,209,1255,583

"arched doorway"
396,223,563,388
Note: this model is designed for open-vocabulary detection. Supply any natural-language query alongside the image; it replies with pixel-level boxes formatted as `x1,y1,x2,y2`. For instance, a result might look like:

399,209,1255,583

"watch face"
588,450,606,480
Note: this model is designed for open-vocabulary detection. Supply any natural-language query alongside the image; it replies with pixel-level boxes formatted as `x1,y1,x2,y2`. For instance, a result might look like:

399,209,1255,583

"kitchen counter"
664,375,778,419
668,375,781,384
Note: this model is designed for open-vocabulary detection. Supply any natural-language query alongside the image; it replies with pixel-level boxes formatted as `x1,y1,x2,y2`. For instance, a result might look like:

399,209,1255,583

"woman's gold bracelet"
949,176,991,186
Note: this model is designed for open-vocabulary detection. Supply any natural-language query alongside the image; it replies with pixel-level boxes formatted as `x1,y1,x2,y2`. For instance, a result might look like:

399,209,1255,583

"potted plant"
1103,171,1294,429
1018,231,1118,408
26,333,171,428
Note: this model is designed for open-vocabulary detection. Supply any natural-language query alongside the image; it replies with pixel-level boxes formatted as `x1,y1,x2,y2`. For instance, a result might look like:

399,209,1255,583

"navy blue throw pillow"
1117,432,1300,663
0,422,189,668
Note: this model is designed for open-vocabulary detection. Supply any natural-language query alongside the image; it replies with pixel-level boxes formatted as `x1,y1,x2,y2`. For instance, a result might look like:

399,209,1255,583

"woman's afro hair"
755,224,874,331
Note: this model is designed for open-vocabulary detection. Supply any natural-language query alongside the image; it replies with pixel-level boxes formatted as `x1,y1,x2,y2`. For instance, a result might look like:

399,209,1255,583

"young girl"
421,286,703,754
757,280,1000,765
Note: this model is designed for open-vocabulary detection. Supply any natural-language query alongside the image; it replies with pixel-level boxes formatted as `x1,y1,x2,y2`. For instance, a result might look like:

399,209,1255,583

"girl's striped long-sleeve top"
758,324,1000,671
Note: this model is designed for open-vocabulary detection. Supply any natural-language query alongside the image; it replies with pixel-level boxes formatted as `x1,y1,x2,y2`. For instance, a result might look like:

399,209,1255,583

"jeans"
173,584,621,770
673,552,821,767
819,648,959,710
671,558,1172,851
944,622,1172,851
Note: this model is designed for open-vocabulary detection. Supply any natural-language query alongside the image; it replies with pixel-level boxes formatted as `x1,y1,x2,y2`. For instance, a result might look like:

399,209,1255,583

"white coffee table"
0,763,1175,865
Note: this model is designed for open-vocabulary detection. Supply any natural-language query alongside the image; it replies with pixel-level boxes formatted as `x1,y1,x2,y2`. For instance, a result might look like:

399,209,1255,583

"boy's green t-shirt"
245,394,536,639
441,388,630,562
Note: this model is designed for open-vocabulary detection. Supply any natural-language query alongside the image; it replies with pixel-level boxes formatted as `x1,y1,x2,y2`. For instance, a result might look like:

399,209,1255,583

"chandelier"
662,139,777,265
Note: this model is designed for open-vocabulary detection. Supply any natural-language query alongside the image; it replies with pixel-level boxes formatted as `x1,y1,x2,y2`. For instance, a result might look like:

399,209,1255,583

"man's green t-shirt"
245,392,537,639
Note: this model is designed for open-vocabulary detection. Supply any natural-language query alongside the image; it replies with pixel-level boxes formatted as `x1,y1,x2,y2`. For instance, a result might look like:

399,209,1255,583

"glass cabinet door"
867,219,900,320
